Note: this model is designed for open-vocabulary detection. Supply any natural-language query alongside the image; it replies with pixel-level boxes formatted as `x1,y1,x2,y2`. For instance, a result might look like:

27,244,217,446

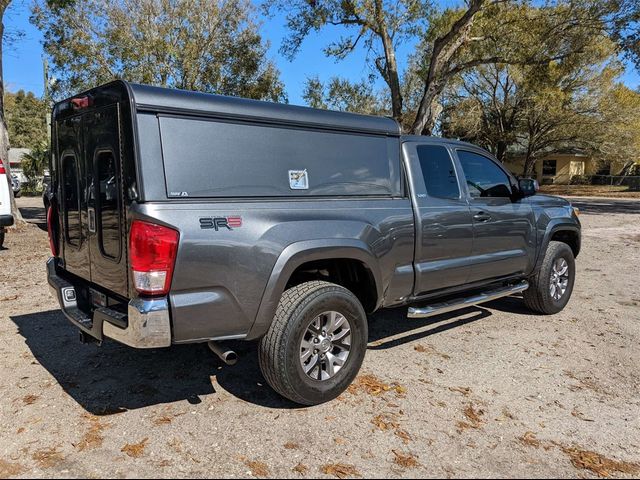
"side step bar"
407,281,529,319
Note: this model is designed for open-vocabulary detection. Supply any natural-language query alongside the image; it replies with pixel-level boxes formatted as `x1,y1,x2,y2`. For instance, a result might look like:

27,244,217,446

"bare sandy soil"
0,196,639,479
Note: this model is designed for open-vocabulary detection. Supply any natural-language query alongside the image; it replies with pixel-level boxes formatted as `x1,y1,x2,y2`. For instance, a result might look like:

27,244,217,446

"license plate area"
90,288,108,308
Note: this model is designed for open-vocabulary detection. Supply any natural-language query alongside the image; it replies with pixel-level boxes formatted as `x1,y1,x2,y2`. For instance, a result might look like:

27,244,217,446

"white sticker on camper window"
289,170,309,190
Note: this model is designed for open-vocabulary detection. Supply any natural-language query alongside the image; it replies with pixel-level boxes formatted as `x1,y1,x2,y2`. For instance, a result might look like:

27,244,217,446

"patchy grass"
539,184,640,198
321,463,361,478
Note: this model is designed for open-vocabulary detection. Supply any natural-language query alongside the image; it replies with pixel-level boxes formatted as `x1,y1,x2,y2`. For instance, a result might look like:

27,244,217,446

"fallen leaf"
0,459,26,477
22,394,39,406
448,386,472,397
292,462,308,475
321,463,361,479
571,408,595,422
392,450,419,468
245,459,269,477
284,442,300,450
121,438,148,458
518,431,541,449
463,404,484,427
77,415,108,451
32,447,64,468
348,374,392,396
561,446,640,477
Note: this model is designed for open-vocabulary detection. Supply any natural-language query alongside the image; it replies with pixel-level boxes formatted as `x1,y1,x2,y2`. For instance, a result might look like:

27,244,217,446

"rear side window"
158,116,400,198
62,155,80,246
457,150,512,198
96,149,121,259
416,145,460,199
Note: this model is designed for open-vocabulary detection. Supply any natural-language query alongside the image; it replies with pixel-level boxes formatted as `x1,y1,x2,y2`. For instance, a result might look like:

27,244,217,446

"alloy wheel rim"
300,311,352,381
549,257,569,301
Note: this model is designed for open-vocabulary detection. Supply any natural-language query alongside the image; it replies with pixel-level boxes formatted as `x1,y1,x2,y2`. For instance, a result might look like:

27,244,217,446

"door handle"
88,207,96,233
473,212,492,222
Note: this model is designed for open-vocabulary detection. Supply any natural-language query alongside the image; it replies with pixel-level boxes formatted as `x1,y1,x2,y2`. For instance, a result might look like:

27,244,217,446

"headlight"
572,207,580,217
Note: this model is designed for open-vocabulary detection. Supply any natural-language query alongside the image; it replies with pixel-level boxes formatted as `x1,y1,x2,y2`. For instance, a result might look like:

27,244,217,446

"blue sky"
4,0,639,105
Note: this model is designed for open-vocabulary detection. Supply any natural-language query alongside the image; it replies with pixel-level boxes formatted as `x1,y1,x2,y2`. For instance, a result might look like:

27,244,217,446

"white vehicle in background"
0,159,14,248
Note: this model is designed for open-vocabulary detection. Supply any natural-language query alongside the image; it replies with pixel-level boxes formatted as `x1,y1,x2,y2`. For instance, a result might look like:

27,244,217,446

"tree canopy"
32,0,286,101
5,90,48,150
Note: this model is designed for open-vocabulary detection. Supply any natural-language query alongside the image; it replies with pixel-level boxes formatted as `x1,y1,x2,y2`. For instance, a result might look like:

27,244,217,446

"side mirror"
518,178,539,197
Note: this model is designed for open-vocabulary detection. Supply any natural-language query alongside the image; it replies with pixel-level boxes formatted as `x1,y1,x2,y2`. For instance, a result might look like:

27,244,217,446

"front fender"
534,219,581,272
246,239,383,340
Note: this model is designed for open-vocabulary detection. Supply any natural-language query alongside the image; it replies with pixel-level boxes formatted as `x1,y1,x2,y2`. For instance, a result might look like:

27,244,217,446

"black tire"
524,241,575,314
14,191,21,198
0,227,4,248
258,281,368,406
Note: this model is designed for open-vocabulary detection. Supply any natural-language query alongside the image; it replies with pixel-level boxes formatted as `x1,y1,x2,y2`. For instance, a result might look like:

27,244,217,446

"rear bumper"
0,214,13,227
47,257,171,348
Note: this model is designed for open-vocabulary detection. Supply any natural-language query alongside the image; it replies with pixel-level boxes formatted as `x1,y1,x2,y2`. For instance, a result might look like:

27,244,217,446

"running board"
407,281,529,319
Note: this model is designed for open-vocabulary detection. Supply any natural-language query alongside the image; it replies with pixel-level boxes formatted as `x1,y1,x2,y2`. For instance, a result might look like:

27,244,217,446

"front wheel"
258,281,368,406
524,241,576,314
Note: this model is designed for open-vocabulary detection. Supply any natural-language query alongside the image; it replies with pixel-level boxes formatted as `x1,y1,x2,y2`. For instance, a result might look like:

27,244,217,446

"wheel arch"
247,240,383,340
535,221,581,273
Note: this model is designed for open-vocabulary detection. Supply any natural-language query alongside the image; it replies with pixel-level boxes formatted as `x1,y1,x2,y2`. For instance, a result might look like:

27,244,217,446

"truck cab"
47,81,581,405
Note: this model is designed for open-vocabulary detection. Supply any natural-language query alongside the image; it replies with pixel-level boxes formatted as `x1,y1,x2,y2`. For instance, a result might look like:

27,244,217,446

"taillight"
0,160,6,174
129,220,179,296
47,205,58,256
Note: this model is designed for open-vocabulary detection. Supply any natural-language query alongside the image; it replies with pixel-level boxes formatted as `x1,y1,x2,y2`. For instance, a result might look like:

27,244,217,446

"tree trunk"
523,153,537,178
0,2,23,223
0,0,24,223
411,83,443,135
411,0,485,135
374,0,403,126
496,141,507,163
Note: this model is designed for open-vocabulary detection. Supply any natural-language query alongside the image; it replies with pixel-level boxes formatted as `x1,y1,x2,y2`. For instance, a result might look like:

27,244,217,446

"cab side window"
457,150,512,198
416,145,460,200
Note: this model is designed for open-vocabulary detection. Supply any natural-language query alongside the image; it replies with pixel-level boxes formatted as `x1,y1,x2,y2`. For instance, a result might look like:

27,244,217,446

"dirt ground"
0,195,639,479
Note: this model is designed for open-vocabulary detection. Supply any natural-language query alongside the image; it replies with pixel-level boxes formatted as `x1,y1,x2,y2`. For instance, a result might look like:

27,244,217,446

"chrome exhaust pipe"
207,341,238,366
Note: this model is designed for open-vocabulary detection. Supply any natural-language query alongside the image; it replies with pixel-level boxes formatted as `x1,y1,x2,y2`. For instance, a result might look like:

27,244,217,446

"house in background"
8,148,31,183
504,148,631,184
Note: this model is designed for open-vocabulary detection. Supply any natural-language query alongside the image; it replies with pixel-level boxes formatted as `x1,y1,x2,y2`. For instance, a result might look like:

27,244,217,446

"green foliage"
5,90,48,149
303,76,385,114
21,143,50,189
31,0,286,102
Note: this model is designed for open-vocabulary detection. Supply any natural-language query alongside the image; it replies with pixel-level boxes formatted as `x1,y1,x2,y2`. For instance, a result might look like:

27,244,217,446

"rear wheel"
524,241,575,314
0,227,4,248
259,281,368,406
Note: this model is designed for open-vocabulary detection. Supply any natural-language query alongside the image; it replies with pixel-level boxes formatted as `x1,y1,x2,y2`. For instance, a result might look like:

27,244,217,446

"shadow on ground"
569,198,640,215
18,206,47,230
11,296,522,413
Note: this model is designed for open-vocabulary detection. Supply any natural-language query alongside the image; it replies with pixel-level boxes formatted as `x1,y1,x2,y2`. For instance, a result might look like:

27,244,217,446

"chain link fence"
568,175,640,190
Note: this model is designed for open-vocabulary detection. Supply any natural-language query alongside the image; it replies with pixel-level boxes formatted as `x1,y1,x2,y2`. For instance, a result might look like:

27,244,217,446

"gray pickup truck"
46,81,580,405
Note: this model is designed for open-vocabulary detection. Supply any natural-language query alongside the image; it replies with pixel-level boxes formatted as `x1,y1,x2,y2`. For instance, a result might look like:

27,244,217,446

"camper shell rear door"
53,83,133,299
